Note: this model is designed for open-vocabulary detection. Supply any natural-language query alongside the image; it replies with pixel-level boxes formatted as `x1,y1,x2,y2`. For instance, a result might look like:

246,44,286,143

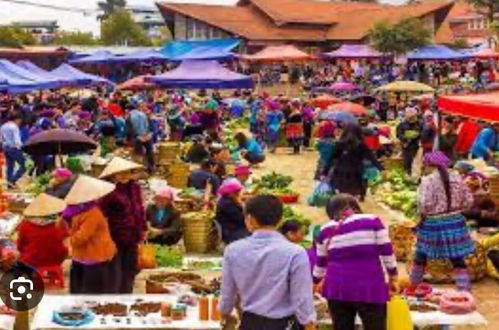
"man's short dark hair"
245,194,283,227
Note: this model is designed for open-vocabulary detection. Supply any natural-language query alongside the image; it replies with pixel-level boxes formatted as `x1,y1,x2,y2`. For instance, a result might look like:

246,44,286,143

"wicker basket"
167,162,190,188
158,143,182,165
406,241,488,283
389,222,416,261
182,211,218,253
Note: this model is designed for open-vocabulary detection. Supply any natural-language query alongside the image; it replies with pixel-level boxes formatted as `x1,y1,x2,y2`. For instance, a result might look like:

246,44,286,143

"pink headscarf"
217,178,243,196
52,168,72,180
155,186,178,200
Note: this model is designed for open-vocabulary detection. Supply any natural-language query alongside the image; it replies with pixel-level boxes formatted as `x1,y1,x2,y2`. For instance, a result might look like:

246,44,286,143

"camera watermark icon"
0,268,44,311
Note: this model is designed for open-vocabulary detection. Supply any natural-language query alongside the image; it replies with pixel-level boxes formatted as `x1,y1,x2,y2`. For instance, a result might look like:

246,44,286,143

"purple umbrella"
318,111,358,124
23,129,97,156
329,82,358,91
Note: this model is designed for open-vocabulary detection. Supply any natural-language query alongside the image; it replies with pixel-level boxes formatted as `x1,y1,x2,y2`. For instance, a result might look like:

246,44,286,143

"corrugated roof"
157,3,327,41
157,0,454,42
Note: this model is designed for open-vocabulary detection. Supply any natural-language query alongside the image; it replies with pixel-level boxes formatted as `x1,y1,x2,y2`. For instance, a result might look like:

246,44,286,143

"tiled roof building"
157,0,454,48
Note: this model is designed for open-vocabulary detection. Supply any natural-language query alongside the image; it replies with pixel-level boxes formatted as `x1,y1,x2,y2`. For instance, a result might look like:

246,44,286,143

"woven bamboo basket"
389,223,416,261
158,143,182,165
406,241,488,283
167,162,190,188
182,211,218,253
382,157,404,171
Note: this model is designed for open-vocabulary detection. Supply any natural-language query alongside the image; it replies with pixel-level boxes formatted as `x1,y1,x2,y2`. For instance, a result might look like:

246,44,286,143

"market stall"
32,295,219,330
438,92,499,121
147,61,253,89
407,45,470,61
321,44,390,60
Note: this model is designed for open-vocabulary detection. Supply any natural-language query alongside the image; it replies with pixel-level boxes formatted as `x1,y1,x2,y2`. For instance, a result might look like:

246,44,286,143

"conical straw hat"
99,157,143,179
23,193,66,217
65,175,116,205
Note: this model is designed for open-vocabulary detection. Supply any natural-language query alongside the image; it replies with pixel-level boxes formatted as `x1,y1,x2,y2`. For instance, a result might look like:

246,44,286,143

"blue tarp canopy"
118,49,167,62
51,64,114,86
407,45,471,60
0,60,60,92
147,60,253,89
161,39,240,61
69,50,124,64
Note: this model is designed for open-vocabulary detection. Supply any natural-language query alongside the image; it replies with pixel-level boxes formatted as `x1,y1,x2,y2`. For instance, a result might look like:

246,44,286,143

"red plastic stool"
37,265,65,288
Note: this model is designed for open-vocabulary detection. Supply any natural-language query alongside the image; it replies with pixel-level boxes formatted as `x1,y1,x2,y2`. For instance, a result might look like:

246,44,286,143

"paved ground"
255,148,497,330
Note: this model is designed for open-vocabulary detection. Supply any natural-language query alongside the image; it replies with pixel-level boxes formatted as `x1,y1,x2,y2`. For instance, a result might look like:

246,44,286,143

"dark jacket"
396,120,423,150
99,182,146,248
45,176,76,199
215,196,250,244
187,169,221,194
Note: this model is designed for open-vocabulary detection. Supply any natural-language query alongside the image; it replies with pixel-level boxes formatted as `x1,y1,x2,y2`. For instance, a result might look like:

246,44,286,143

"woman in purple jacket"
313,194,398,330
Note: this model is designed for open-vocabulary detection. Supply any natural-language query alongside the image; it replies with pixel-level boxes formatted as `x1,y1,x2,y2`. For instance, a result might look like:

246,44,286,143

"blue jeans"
4,147,26,184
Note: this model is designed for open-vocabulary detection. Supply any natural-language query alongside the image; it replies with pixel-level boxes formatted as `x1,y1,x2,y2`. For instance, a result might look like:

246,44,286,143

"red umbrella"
329,102,368,116
312,95,341,109
117,75,156,91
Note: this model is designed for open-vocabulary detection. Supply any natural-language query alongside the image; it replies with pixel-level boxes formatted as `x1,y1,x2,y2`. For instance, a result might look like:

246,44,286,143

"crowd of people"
0,55,497,330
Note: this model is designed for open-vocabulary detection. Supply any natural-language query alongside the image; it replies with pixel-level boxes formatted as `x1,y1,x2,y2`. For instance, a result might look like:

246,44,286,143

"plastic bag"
308,180,333,207
138,243,157,269
440,290,476,314
387,295,413,330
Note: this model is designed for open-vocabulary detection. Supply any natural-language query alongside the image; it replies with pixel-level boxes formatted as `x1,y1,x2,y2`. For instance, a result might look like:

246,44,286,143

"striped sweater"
313,214,398,303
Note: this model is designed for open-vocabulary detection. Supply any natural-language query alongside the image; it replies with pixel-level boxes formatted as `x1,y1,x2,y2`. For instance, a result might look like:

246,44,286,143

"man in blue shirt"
220,195,316,330
470,123,499,160
127,103,155,174
0,113,26,187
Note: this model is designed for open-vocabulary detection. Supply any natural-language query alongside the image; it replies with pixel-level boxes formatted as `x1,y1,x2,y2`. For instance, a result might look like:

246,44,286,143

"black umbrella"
349,94,376,106
23,129,97,156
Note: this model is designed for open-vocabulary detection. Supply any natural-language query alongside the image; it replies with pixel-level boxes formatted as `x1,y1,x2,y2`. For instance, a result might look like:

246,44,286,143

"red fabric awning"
474,48,499,59
438,93,499,121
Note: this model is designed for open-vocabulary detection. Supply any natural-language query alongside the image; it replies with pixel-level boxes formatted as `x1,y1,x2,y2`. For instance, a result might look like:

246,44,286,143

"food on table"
130,302,161,316
90,303,128,316
147,272,219,294
409,302,438,313
404,283,432,298
210,295,221,321
440,290,477,315
171,307,184,321
198,295,209,321
186,260,221,270
161,302,172,318
53,310,95,327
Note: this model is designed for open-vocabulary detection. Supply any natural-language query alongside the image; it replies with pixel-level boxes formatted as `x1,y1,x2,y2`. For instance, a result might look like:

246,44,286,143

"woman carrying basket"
409,151,474,291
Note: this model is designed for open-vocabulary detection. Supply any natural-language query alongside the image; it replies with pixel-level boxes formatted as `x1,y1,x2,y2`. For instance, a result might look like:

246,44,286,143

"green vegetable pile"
370,169,418,219
225,116,250,131
282,205,312,229
254,172,297,195
186,260,222,270
154,245,183,268
24,173,52,195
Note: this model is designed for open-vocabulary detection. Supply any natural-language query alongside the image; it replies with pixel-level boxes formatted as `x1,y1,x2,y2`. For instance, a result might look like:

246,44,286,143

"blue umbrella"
319,111,358,124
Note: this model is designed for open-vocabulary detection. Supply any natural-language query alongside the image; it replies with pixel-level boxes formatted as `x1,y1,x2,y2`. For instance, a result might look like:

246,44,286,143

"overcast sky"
0,0,406,36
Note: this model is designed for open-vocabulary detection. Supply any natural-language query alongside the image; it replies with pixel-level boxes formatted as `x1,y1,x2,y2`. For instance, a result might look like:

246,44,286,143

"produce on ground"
186,260,221,270
154,245,183,268
254,172,298,196
370,169,418,219
24,173,52,195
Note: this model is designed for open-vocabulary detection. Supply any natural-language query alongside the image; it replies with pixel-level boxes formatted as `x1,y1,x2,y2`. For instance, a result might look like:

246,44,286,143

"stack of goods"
146,272,220,295
407,242,488,283
253,172,299,204
370,169,418,219
182,211,217,253
389,221,416,261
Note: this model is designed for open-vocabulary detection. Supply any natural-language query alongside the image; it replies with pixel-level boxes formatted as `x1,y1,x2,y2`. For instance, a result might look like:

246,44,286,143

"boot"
453,268,471,291
409,263,425,288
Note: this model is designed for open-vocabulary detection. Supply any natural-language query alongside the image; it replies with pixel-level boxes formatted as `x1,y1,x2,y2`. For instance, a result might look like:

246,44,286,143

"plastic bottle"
210,293,220,321
198,294,209,321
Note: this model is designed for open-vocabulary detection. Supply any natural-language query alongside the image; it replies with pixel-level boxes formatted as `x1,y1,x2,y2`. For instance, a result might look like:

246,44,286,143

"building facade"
127,5,166,39
157,0,454,50
8,20,59,44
